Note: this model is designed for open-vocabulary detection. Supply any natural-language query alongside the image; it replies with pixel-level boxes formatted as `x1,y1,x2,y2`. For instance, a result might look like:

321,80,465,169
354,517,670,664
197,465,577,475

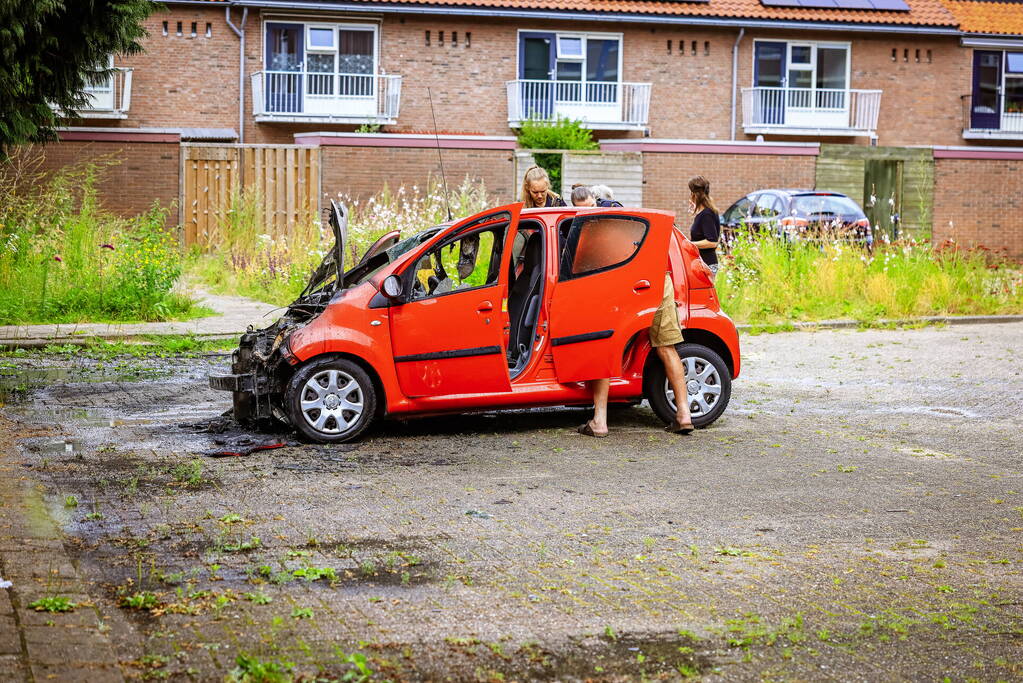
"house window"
969,50,1023,129
754,40,850,110
265,21,377,101
519,31,621,85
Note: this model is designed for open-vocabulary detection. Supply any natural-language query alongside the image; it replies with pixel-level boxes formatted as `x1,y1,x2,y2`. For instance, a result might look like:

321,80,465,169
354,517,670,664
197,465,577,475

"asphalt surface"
0,322,1021,681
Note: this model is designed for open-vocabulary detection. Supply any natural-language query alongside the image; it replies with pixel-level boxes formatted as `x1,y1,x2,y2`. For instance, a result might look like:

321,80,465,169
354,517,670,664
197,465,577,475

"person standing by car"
571,185,596,207
522,166,566,208
688,176,720,277
591,184,624,208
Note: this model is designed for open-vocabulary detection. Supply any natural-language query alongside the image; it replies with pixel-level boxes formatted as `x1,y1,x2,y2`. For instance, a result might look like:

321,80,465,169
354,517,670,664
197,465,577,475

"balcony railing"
506,79,651,130
252,71,402,123
74,67,133,118
961,94,1023,139
741,87,881,136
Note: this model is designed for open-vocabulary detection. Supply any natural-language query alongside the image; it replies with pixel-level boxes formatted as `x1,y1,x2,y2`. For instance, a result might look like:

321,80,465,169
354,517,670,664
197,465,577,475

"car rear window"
560,215,648,280
791,195,864,218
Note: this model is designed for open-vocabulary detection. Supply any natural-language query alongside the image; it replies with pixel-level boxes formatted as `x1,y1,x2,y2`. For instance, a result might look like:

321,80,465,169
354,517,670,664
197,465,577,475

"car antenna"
428,87,453,222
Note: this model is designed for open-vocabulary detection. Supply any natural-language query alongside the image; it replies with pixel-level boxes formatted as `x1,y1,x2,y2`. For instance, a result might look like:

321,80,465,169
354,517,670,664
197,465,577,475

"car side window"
754,193,781,218
559,214,648,281
408,224,506,300
724,197,753,224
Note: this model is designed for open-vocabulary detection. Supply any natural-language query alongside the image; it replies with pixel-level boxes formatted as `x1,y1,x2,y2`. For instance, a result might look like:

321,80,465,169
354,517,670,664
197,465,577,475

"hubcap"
665,356,722,418
299,369,364,434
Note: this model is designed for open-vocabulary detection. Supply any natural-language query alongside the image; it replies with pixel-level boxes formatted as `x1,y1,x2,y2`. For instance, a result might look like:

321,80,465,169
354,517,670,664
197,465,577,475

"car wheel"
285,357,376,443
645,343,731,428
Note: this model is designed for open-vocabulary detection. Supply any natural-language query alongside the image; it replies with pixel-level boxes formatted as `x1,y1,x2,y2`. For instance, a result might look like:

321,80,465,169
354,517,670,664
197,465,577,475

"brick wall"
320,145,516,202
23,141,180,222
933,157,1023,258
642,151,818,220
74,6,985,149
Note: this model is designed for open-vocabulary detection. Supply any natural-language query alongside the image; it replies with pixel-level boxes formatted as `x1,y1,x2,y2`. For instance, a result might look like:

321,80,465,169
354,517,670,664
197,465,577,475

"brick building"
27,0,1023,255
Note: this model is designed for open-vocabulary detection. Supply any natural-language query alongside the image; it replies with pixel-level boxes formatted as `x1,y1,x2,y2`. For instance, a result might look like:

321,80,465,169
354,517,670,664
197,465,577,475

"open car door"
388,204,522,398
549,210,673,383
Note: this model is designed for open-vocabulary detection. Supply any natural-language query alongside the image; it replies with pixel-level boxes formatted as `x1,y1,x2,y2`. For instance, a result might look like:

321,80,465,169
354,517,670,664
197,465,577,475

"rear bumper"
209,373,254,393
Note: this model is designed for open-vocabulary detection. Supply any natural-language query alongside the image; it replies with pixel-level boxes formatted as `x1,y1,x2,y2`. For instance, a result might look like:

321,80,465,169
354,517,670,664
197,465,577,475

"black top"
596,198,624,207
690,207,720,266
544,193,566,208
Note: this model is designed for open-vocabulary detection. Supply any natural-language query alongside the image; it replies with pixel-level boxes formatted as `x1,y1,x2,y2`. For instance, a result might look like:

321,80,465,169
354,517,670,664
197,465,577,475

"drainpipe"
225,7,249,143
730,28,745,141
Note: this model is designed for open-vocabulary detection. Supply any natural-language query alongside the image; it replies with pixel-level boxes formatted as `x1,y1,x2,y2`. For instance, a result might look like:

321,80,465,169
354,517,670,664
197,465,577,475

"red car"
210,201,741,443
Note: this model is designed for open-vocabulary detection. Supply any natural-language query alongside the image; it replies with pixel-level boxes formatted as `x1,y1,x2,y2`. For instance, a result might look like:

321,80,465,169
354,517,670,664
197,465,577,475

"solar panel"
867,0,910,10
760,0,909,9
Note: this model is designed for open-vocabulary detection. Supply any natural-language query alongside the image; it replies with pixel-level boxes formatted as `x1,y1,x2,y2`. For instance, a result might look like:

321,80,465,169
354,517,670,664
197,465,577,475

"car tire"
285,356,376,443
645,343,731,428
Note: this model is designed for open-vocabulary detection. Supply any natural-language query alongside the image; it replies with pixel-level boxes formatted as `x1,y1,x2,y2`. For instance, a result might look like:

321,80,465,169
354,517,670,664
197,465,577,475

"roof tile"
940,0,1023,34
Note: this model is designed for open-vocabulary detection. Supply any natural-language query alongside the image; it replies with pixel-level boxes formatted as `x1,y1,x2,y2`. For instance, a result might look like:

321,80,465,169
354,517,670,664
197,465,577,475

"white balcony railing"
74,67,133,118
506,79,651,130
741,87,881,136
252,71,402,123
961,94,1023,139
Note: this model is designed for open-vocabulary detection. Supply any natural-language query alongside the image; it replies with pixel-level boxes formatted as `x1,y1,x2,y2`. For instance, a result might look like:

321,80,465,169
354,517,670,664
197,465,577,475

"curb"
736,314,1023,333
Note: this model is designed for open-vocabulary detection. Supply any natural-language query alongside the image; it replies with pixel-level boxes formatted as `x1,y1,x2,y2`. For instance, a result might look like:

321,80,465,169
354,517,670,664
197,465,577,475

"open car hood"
300,199,348,298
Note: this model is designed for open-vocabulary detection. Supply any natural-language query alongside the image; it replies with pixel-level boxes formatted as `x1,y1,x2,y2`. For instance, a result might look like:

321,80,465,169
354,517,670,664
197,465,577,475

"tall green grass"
188,177,492,306
717,234,1023,324
0,159,200,325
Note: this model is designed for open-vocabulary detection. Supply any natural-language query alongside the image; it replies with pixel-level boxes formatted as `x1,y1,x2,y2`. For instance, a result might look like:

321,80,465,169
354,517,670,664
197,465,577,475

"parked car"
210,201,741,443
720,190,872,249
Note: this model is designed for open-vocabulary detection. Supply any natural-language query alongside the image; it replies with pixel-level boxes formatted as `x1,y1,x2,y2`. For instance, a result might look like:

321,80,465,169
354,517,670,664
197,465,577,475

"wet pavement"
0,322,1021,681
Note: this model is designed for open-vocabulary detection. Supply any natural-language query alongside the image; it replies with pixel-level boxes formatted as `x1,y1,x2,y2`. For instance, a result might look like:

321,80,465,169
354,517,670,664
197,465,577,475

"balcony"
71,67,133,119
506,80,651,130
961,94,1023,140
252,71,402,124
741,87,882,137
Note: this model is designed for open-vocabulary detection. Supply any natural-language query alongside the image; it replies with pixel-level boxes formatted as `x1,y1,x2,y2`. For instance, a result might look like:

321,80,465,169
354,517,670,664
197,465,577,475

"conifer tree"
0,0,153,156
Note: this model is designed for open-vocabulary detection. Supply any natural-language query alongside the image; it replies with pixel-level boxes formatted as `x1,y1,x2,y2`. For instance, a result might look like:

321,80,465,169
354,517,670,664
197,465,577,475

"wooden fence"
181,144,321,248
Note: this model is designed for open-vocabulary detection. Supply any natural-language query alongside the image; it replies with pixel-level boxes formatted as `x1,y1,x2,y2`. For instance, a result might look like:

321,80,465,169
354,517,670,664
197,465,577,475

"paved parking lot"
0,322,1021,681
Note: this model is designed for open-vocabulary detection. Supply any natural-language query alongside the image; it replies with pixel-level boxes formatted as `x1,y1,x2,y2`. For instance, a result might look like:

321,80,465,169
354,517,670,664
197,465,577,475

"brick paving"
0,322,1020,680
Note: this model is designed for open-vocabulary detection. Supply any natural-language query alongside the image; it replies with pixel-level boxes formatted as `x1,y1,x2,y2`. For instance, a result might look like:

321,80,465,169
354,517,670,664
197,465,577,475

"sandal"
577,422,609,438
665,419,695,435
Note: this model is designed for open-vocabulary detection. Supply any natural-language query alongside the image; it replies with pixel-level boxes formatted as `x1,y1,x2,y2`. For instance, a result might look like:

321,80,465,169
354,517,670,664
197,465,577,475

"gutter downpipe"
225,7,249,143
730,28,744,141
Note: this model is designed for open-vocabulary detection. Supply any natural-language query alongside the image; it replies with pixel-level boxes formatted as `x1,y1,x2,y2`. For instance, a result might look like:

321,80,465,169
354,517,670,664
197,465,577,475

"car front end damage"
208,201,349,426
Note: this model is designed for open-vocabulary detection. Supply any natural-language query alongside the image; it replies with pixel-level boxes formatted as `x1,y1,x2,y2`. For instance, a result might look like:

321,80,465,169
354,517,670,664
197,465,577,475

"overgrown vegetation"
516,115,598,194
0,158,203,324
718,234,1023,325
188,177,492,306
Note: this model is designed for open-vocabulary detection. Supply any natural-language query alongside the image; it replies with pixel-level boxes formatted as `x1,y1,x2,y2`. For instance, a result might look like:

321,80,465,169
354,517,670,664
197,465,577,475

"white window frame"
305,24,337,53
1000,51,1023,118
751,39,851,91
263,20,379,76
556,34,585,60
516,29,624,85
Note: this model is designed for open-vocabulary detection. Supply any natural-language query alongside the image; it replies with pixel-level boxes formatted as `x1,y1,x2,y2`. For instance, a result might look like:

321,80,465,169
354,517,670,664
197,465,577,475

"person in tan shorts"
577,272,694,437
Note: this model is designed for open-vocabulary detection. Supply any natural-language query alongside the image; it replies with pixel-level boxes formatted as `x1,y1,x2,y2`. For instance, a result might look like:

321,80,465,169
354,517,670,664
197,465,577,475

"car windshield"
791,195,864,218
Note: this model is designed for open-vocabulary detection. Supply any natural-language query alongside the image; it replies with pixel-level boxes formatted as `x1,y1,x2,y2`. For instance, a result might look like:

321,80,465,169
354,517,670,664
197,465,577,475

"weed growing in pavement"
291,606,313,619
220,513,245,524
243,591,273,605
121,591,160,611
171,459,203,486
292,566,337,583
29,596,76,613
335,648,374,683
228,652,294,683
63,494,78,508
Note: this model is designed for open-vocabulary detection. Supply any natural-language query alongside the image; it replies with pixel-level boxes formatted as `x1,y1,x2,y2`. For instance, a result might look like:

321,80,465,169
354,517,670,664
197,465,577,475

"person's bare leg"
656,346,692,426
587,379,610,435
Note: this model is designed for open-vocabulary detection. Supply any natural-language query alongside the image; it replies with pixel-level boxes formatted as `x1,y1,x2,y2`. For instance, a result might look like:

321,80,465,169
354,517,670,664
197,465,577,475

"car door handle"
476,301,494,313
632,280,651,293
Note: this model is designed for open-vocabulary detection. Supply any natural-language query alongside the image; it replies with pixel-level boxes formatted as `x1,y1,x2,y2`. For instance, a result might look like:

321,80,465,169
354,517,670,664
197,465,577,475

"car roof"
753,189,850,198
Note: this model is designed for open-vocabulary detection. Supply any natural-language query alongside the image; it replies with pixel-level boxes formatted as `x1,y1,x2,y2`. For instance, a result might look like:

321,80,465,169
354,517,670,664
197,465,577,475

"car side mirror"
381,274,403,301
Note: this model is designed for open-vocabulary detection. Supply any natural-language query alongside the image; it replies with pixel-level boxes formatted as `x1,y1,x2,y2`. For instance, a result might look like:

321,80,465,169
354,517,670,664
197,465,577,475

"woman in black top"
521,166,566,208
687,176,721,277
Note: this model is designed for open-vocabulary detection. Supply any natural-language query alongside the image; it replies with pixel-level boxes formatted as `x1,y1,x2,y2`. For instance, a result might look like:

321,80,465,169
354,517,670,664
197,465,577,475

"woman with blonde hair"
687,175,721,277
521,165,566,208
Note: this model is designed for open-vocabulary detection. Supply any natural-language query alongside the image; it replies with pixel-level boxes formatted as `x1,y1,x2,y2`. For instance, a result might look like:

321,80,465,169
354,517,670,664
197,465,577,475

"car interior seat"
507,230,544,375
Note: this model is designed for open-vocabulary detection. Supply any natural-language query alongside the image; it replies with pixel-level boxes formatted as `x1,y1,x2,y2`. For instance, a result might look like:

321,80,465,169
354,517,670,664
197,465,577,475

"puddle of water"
0,363,174,406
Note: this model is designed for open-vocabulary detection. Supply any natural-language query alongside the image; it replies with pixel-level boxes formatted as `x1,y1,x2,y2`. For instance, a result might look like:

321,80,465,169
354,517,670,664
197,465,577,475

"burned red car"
210,201,741,443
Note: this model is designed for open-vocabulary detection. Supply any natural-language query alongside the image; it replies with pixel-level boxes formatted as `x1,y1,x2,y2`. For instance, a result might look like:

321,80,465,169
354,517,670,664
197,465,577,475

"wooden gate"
182,144,321,248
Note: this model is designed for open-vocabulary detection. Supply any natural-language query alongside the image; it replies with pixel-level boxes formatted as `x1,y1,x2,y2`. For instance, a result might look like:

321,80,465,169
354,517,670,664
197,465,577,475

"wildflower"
54,255,62,262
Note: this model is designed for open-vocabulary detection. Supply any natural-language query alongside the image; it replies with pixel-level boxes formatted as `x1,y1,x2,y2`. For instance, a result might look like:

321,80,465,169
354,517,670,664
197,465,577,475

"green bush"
517,116,598,194
0,159,199,324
